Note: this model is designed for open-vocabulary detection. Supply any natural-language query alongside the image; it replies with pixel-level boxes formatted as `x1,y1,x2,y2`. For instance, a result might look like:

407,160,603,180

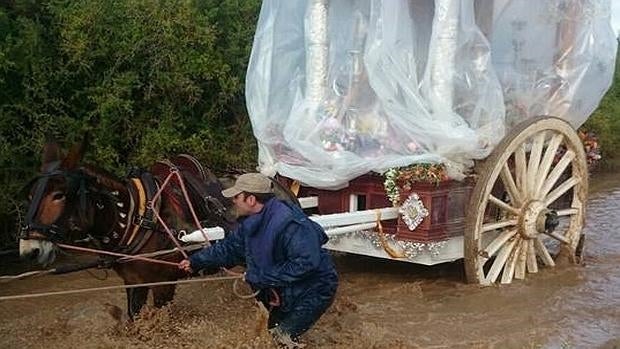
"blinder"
20,163,90,242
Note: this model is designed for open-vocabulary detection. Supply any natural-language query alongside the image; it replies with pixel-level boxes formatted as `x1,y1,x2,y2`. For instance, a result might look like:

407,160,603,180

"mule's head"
19,139,88,266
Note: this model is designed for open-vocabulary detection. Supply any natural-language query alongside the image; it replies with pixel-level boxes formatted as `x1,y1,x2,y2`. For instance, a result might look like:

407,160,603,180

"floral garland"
383,163,449,206
383,168,401,206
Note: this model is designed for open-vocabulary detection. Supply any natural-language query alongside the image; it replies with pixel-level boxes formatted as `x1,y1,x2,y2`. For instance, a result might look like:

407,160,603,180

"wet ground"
0,172,619,348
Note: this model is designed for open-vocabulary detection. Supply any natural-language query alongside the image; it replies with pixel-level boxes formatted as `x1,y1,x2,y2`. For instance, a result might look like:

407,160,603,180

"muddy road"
1,172,619,348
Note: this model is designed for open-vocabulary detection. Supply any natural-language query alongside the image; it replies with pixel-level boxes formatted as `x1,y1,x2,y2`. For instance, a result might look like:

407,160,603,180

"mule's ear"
41,136,63,169
61,134,88,170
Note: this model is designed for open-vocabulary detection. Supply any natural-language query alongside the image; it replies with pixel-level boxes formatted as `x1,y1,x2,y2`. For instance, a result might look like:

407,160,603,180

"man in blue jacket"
179,173,338,346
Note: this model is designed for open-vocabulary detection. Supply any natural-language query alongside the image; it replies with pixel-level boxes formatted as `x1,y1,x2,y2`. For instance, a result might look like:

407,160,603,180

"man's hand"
178,259,193,274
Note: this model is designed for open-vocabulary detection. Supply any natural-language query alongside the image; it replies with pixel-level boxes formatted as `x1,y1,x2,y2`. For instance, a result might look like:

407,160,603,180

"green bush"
583,46,620,169
0,0,260,248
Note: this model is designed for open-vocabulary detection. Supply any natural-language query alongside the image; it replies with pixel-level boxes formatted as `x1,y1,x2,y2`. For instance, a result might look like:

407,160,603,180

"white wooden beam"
309,207,399,227
298,196,319,209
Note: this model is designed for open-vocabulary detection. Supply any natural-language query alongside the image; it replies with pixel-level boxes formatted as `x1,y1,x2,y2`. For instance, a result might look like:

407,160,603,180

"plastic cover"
245,0,617,189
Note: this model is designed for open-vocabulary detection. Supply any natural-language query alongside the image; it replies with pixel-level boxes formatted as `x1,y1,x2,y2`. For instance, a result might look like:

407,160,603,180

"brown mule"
19,139,235,319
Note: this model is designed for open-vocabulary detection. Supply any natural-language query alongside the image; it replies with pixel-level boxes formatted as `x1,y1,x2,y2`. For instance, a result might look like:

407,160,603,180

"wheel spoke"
539,150,575,198
501,238,523,284
480,229,518,259
544,176,580,207
514,239,528,280
545,231,571,245
482,219,518,233
526,239,538,273
534,237,555,267
556,208,579,216
515,145,528,198
501,163,522,205
534,133,564,197
526,132,546,197
488,195,520,216
486,238,517,283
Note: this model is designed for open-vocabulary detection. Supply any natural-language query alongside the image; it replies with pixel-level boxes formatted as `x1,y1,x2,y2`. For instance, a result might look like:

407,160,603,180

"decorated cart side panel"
238,0,618,284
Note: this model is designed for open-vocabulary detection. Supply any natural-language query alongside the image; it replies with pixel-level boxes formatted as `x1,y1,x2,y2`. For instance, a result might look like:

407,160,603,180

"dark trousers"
267,280,338,338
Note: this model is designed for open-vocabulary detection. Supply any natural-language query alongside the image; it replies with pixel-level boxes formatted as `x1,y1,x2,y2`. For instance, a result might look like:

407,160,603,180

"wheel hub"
520,200,548,239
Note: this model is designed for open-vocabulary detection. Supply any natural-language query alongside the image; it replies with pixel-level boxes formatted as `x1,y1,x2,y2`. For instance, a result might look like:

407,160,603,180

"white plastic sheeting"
245,0,617,189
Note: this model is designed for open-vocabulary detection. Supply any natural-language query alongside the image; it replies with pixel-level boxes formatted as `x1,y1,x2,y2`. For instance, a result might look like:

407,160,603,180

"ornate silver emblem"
398,193,428,231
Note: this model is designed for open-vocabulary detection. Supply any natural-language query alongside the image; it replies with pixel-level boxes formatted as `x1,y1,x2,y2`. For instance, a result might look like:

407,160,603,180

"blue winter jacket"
188,198,338,311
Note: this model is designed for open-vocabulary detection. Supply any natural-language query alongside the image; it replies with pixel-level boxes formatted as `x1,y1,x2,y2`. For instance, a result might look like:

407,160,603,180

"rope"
148,170,189,259
232,278,260,299
0,270,53,282
174,169,208,243
10,166,258,298
375,210,405,258
0,248,18,257
0,244,207,284
0,274,243,302
57,243,179,267
116,244,204,263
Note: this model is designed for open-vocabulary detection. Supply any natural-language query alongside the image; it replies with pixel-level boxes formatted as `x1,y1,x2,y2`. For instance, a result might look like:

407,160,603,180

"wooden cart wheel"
464,116,588,285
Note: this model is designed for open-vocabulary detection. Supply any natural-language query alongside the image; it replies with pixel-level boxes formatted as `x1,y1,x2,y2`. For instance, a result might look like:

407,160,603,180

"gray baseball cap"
221,173,273,198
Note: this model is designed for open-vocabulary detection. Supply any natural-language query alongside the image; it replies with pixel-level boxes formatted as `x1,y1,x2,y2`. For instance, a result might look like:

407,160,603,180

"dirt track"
1,172,619,349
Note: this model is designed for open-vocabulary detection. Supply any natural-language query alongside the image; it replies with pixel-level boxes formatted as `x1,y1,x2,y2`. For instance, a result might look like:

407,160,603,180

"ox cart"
192,0,618,286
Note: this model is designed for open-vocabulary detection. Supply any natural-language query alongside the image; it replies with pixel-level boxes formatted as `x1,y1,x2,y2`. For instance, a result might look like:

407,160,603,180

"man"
179,173,338,346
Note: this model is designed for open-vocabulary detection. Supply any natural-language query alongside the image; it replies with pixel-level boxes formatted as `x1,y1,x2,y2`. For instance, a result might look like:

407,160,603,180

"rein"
21,163,206,262
0,274,245,302
19,158,256,299
45,167,206,265
77,166,252,296
148,169,192,259
1,244,206,284
56,243,179,267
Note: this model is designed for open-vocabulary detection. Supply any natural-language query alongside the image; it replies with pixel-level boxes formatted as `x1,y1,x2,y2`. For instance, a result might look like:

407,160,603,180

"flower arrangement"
555,129,602,171
578,129,601,170
383,163,449,206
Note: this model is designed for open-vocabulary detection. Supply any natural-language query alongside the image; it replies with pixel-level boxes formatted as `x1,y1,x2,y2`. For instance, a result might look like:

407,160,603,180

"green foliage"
0,0,261,248
583,45,620,168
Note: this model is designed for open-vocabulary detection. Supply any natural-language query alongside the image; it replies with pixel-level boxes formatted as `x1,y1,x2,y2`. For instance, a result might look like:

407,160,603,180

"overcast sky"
613,1,620,35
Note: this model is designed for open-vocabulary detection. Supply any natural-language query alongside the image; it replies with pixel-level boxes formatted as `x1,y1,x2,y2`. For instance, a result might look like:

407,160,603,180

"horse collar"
118,172,160,253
